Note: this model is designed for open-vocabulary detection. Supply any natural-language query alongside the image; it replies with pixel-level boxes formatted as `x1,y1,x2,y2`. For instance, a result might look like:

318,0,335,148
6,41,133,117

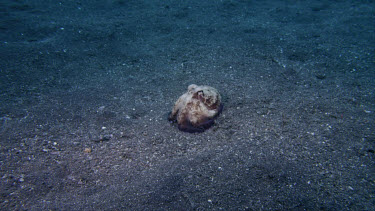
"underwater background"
0,0,374,209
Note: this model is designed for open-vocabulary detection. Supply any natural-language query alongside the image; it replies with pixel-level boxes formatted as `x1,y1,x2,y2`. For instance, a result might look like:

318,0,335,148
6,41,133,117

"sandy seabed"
0,0,374,210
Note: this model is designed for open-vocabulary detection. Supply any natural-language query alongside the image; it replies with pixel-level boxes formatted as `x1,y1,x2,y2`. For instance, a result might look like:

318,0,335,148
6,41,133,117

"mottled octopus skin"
168,84,222,133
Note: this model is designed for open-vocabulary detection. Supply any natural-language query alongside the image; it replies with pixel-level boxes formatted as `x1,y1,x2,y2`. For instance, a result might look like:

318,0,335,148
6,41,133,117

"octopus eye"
197,91,205,100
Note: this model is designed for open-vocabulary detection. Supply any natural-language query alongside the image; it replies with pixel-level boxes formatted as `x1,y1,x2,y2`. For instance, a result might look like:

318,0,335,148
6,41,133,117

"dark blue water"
0,0,374,209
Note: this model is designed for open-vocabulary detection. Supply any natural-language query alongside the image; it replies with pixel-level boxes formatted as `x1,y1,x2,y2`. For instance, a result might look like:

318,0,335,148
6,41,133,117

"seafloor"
0,0,374,210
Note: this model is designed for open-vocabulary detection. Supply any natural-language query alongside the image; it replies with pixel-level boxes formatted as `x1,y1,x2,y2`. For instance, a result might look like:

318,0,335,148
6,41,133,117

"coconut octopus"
168,84,223,133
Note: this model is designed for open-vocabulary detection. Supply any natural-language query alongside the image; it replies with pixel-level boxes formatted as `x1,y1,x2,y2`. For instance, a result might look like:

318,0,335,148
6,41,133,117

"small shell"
169,84,222,133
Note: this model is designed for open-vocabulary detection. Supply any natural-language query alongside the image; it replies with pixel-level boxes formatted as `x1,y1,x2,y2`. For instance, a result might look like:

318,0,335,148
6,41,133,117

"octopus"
168,84,223,133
